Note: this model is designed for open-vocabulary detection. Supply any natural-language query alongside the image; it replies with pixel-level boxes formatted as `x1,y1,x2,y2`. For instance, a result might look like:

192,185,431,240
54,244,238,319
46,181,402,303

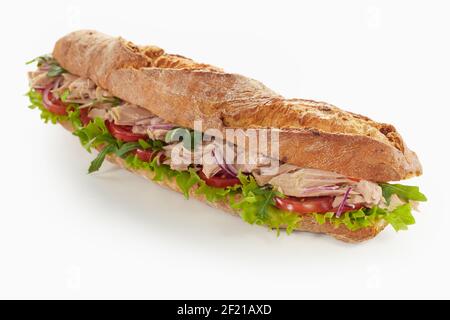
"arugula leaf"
149,139,165,151
88,144,117,174
138,139,151,150
232,173,300,234
165,128,202,150
100,96,122,106
47,64,66,77
71,117,127,173
27,55,66,77
115,142,141,158
26,54,53,66
256,189,275,220
381,183,427,203
136,138,165,151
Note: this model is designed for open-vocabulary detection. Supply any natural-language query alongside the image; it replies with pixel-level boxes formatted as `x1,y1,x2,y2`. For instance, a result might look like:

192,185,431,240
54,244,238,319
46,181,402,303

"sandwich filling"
27,55,427,234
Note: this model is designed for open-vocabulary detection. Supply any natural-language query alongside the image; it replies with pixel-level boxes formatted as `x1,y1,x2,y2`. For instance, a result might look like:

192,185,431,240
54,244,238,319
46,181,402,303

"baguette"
27,30,427,242
53,30,422,182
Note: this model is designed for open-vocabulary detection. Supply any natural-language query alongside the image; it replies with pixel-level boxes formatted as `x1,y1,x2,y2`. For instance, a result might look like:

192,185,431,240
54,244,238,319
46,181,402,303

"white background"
0,0,449,299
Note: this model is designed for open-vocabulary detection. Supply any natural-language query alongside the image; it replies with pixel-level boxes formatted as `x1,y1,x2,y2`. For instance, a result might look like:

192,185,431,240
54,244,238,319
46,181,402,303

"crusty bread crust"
53,30,422,181
58,121,387,243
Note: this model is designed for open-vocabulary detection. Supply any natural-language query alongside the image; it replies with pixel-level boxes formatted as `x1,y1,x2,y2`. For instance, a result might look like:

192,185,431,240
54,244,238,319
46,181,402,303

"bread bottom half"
60,121,387,243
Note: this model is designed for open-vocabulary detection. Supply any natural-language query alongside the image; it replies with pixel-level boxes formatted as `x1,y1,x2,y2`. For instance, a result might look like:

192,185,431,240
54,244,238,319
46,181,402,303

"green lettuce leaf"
125,153,152,170
175,168,202,199
120,156,300,234
312,202,417,232
195,181,239,203
232,173,301,234
26,89,68,124
72,117,116,152
385,203,415,231
149,157,177,181
124,154,177,182
60,89,70,102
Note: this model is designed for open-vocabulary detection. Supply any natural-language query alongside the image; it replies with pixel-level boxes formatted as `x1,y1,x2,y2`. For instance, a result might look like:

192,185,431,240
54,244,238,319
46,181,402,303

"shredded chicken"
163,141,217,173
377,194,405,211
332,181,383,208
110,104,154,126
88,108,111,121
28,70,54,88
252,164,298,185
268,169,353,195
131,116,173,140
66,77,96,101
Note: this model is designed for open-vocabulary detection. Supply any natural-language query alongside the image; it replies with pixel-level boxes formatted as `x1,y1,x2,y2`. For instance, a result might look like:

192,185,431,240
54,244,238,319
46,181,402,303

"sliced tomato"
198,171,241,188
134,149,154,162
42,88,67,116
132,148,166,163
105,120,147,142
274,196,362,215
79,108,91,126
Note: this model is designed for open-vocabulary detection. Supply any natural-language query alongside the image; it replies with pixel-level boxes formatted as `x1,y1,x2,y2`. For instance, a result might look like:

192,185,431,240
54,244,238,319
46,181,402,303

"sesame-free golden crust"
53,30,422,181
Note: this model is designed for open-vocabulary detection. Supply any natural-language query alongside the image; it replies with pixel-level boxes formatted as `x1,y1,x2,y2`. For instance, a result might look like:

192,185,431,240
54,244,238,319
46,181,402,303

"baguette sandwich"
26,30,427,242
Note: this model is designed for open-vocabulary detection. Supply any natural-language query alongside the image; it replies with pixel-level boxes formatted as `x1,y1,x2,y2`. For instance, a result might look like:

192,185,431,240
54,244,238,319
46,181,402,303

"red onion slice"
52,77,62,90
155,151,164,166
32,84,47,90
225,162,238,176
335,187,352,218
212,149,237,177
39,65,51,71
42,85,55,109
42,79,62,109
148,124,176,130
301,185,340,195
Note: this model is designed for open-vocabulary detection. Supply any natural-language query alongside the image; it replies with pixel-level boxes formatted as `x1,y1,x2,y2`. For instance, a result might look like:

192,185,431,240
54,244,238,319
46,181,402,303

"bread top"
52,30,422,182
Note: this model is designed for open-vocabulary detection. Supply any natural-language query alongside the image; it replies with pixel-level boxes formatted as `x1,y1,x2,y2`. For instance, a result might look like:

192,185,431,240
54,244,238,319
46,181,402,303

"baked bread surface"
53,30,422,181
